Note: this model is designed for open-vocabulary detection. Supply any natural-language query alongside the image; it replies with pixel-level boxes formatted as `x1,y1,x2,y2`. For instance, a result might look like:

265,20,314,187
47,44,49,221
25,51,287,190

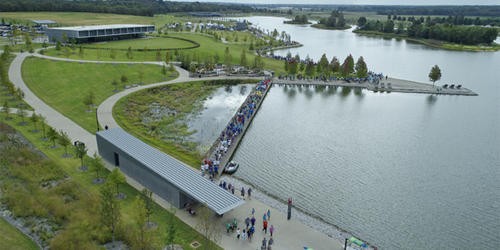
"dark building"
46,24,155,43
96,128,244,214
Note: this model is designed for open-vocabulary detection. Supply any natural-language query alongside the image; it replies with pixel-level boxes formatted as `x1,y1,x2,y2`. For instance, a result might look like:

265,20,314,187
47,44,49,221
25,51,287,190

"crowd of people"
202,79,271,177
228,206,276,250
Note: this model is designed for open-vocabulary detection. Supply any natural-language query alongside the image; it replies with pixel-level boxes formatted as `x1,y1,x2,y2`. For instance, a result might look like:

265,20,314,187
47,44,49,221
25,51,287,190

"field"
0,218,38,250
84,36,198,50
22,57,177,133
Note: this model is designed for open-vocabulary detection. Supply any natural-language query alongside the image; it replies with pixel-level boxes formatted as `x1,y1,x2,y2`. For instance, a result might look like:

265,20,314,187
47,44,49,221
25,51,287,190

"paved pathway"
8,52,345,250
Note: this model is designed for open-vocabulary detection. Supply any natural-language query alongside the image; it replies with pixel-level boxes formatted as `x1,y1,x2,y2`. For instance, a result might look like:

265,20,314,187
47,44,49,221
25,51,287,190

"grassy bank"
83,36,198,50
21,57,178,133
114,79,257,168
353,29,500,52
0,218,38,250
1,118,221,249
311,24,351,30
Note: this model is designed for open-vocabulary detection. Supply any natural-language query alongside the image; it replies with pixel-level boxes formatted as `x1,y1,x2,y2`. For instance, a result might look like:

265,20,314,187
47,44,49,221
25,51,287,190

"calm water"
187,84,254,153
228,16,500,249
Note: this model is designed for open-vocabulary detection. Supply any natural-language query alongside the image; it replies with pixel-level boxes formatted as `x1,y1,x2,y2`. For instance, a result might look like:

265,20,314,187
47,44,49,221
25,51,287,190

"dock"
204,78,272,175
273,77,478,96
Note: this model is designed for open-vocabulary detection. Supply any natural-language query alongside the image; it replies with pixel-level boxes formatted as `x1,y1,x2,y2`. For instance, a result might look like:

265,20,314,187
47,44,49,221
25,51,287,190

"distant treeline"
254,4,500,17
385,15,500,27
0,0,253,17
358,17,498,45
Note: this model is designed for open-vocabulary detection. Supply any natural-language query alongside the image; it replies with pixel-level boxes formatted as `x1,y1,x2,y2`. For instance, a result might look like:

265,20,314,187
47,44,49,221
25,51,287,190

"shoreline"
353,30,500,52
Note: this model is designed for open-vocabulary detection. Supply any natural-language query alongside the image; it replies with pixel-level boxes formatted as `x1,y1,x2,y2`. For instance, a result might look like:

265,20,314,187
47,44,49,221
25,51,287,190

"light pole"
95,108,100,132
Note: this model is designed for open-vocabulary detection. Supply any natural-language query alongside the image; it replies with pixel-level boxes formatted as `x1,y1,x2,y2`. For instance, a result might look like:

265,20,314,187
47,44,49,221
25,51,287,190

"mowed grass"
0,12,154,26
84,37,197,50
22,57,177,133
0,218,38,250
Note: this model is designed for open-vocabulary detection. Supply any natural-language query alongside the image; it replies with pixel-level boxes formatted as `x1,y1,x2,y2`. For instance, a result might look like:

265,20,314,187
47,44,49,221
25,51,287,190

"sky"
180,0,499,5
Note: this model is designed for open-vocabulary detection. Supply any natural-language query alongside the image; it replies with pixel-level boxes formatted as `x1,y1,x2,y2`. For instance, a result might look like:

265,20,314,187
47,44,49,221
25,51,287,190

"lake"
226,16,500,249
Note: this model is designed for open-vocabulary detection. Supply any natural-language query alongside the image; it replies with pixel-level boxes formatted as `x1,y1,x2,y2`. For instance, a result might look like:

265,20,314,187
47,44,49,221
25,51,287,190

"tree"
110,49,117,59
196,204,221,250
240,49,248,68
161,65,167,75
141,188,154,226
2,100,10,120
330,56,340,74
74,141,88,169
111,79,118,91
55,41,61,51
305,60,315,78
78,46,84,58
30,112,40,132
47,127,58,148
83,91,95,111
39,115,47,139
341,54,355,77
58,130,71,157
357,17,367,27
428,65,442,86
224,47,232,69
126,46,133,59
90,153,105,182
355,56,368,78
108,168,126,198
120,75,128,85
100,182,121,243
318,53,330,77
165,206,177,250
156,51,162,61
253,54,264,71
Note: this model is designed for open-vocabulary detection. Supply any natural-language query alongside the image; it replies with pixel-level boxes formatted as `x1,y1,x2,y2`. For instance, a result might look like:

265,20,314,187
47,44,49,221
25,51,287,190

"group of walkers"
231,207,276,250
218,180,252,199
204,79,271,175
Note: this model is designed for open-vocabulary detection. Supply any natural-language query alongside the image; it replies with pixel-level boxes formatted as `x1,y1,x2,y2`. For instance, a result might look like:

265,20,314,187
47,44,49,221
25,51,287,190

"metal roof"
32,20,56,24
49,24,153,31
97,128,244,215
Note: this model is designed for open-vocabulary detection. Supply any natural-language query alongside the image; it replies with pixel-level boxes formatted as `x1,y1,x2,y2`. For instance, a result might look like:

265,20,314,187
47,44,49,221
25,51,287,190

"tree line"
317,10,347,29
385,15,499,27
0,0,253,17
283,53,368,79
357,17,498,45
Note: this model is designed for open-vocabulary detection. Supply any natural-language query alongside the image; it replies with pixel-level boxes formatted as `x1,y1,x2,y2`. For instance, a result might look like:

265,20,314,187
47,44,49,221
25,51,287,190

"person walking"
263,219,268,234
263,213,267,222
262,237,267,249
267,209,271,221
251,216,256,227
236,228,241,240
251,207,255,215
269,224,274,237
241,229,247,240
241,187,245,198
248,187,252,199
245,217,250,229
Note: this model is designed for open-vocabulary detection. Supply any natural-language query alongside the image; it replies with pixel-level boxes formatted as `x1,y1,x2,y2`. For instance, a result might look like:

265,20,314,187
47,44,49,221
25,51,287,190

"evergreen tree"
318,53,330,77
240,49,248,67
58,130,71,157
355,56,368,78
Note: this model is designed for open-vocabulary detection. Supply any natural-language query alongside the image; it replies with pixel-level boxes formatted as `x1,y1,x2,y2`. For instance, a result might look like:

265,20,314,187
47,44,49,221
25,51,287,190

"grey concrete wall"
96,134,189,208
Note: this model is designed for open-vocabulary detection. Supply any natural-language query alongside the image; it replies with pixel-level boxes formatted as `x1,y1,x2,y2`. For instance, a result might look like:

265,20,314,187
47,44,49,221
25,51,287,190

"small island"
284,14,311,25
311,10,351,30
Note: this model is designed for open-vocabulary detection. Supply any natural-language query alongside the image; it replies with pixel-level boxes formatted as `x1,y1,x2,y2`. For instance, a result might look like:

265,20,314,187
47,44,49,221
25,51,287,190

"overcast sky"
181,0,498,5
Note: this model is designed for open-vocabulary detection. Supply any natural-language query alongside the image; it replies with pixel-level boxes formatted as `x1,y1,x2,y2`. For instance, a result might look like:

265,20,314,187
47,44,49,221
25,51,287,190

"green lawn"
22,57,178,133
83,37,198,50
0,218,38,250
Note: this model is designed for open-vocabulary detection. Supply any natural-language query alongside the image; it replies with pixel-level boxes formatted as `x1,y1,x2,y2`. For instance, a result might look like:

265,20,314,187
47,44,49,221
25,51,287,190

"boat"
224,161,239,174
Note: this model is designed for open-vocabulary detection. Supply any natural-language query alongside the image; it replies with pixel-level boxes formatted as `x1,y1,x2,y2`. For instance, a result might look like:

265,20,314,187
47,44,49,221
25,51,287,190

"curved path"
9,51,344,250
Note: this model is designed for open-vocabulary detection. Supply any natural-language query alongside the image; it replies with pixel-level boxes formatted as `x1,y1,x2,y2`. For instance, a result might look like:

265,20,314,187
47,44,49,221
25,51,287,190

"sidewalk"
9,52,345,250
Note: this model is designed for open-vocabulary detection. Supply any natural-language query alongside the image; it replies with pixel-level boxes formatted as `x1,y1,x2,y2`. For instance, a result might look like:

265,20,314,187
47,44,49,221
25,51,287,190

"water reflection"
187,84,253,152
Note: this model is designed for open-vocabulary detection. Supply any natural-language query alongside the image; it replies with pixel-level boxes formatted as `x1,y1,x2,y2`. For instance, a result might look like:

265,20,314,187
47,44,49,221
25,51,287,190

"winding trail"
8,51,345,250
